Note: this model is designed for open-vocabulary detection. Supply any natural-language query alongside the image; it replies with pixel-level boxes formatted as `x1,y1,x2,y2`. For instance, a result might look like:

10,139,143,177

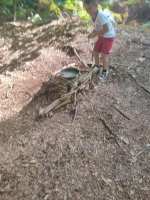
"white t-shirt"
91,9,115,38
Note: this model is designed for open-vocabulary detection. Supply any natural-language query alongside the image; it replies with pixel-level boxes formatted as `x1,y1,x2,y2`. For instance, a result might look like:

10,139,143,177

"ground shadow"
0,19,84,73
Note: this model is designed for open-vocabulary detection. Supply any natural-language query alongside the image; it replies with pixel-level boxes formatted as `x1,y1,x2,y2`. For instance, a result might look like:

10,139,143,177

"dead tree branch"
73,47,88,68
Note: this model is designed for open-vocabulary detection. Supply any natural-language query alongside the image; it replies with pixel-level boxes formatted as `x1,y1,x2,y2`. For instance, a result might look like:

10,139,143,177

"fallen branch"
39,96,69,116
73,47,88,68
53,99,71,111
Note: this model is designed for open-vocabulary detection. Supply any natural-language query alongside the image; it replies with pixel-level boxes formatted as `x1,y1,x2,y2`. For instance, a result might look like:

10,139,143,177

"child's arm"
88,23,109,39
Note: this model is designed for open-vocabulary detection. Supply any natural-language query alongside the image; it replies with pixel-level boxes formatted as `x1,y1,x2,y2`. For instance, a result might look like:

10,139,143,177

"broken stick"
112,105,131,120
73,47,88,68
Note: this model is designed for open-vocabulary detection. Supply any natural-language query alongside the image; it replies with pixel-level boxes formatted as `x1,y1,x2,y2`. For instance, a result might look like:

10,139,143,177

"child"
84,0,115,80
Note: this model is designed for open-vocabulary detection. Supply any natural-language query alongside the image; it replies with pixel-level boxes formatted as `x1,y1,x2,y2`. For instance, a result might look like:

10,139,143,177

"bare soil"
0,19,150,200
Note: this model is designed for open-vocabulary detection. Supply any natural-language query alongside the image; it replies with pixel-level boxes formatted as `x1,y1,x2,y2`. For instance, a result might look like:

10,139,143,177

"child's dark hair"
84,0,98,5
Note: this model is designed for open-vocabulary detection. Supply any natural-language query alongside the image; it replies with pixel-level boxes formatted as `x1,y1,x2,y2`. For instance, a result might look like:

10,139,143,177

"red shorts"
93,36,114,54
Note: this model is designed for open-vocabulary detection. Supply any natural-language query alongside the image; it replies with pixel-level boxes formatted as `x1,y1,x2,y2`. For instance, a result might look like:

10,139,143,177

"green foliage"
126,0,141,4
26,8,35,15
40,8,49,19
0,0,13,6
0,0,12,15
39,0,60,16
99,0,120,10
28,12,42,23
17,9,27,17
123,12,128,18
50,1,60,14
125,0,150,6
0,7,11,15
113,12,122,22
141,21,150,32
130,26,135,30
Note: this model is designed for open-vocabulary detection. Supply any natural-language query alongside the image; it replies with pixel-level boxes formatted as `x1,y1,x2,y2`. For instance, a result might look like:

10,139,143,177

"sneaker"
99,70,108,80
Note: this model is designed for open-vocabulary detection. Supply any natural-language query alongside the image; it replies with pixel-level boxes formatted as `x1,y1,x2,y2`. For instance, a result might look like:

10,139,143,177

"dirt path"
0,20,150,200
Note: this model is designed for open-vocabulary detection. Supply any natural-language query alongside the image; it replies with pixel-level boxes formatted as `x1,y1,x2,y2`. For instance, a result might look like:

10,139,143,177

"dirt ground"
0,18,150,200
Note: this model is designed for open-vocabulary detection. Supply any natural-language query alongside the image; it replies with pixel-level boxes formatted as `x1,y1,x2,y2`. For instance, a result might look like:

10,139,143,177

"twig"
135,149,145,158
112,105,131,120
74,91,77,105
6,84,14,98
53,99,71,111
100,117,114,135
61,68,95,98
91,116,132,157
56,76,77,88
100,93,131,120
112,63,128,67
63,123,81,128
101,176,112,188
136,70,149,79
130,73,150,94
73,47,88,68
73,106,77,124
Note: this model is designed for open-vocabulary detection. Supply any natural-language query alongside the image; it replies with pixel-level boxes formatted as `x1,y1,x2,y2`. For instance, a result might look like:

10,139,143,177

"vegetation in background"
126,0,150,7
141,21,150,31
0,0,149,33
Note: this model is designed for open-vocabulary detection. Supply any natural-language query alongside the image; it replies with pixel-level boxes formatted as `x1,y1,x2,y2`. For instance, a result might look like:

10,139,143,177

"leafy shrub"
28,12,42,23
141,21,150,31
126,0,141,4
17,9,27,17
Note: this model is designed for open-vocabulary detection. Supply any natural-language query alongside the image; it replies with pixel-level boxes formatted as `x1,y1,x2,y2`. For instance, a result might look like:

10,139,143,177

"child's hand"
88,31,96,39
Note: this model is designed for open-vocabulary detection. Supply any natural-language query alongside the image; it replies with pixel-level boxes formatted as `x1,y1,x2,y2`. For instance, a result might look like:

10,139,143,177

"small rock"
85,83,89,91
139,179,142,183
27,111,30,115
0,174,2,181
132,74,136,78
130,190,134,195
50,124,54,128
30,160,37,164
130,150,135,156
120,136,129,145
139,58,145,62
107,179,113,183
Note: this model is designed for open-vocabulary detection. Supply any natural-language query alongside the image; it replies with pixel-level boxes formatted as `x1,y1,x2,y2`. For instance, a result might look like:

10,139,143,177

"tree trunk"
14,0,17,22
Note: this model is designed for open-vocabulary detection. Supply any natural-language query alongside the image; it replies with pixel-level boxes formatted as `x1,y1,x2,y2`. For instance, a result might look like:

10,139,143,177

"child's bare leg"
93,50,100,66
101,53,108,70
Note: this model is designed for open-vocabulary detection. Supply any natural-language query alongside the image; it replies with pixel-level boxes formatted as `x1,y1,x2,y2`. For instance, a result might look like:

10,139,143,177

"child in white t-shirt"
84,0,115,80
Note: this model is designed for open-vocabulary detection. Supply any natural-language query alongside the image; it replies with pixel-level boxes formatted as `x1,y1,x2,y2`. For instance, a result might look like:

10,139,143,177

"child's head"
84,0,98,17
